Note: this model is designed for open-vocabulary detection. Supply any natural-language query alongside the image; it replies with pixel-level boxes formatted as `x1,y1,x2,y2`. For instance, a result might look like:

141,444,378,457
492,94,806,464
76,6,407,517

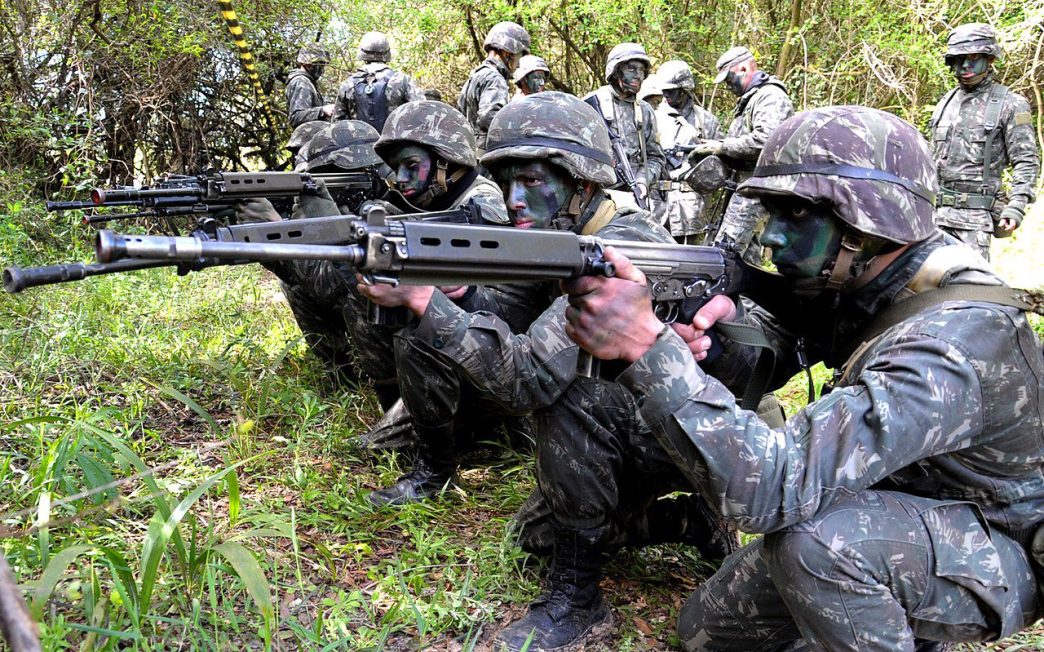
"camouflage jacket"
457,56,511,151
657,101,723,172
332,63,425,123
400,197,674,414
619,232,1044,537
930,76,1040,230
285,69,327,128
584,87,667,188
720,73,794,175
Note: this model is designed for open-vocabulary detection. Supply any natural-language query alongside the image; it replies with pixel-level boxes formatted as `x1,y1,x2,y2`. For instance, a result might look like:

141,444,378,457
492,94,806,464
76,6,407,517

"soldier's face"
499,161,574,229
662,88,687,109
759,197,844,279
724,69,747,96
390,145,433,198
614,62,647,97
521,71,547,95
951,54,990,83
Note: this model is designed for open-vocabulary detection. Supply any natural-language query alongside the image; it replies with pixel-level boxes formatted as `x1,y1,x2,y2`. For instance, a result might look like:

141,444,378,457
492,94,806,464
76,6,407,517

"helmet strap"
411,159,457,207
824,232,863,291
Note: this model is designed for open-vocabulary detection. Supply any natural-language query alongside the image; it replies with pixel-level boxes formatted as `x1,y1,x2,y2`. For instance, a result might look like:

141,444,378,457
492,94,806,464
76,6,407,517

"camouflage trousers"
281,281,357,385
938,225,993,261
716,194,768,266
342,286,401,407
678,490,1040,651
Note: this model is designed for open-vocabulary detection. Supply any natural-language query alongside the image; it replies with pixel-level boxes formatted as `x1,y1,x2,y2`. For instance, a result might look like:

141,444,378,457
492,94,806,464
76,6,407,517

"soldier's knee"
762,526,835,593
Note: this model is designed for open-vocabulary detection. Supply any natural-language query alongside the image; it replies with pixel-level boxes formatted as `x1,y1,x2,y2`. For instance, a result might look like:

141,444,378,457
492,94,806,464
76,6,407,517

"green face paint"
614,61,646,97
522,71,547,95
759,198,844,279
390,145,433,199
951,53,989,85
497,161,574,229
662,88,687,110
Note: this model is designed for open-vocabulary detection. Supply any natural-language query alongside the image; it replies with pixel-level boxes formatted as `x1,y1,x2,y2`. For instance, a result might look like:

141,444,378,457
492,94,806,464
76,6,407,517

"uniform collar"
484,55,510,80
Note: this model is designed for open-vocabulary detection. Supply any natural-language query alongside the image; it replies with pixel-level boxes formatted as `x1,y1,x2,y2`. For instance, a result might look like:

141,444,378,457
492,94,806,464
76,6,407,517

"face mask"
662,88,687,109
951,54,990,85
497,161,574,229
614,62,646,97
725,70,746,96
522,71,547,95
390,145,433,199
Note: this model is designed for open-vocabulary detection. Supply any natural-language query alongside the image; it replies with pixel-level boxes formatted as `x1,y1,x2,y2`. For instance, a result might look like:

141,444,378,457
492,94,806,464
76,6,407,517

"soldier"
286,43,334,128
458,21,531,154
655,60,725,244
358,92,737,651
637,75,665,110
332,31,425,131
929,23,1039,260
584,43,667,213
564,105,1044,651
512,54,550,97
692,46,793,263
286,120,329,171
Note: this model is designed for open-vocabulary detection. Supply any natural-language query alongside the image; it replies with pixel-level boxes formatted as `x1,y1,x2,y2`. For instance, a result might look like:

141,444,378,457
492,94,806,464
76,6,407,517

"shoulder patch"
1015,111,1032,126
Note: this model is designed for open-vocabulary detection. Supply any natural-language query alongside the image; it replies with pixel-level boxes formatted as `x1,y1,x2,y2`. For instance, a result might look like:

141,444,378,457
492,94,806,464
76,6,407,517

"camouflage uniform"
930,23,1039,260
605,107,1044,650
458,21,530,152
656,102,724,240
285,44,332,128
584,44,667,210
713,49,794,262
332,32,425,131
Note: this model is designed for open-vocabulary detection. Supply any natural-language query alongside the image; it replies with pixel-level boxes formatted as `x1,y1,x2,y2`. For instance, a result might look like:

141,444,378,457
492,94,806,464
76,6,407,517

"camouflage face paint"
614,61,646,97
759,198,844,279
662,88,687,110
390,145,433,199
498,161,574,229
522,71,547,95
951,53,989,85
725,70,746,96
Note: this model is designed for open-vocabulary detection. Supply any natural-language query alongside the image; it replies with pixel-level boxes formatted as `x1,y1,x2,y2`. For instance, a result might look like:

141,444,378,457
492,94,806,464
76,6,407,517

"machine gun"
45,171,384,227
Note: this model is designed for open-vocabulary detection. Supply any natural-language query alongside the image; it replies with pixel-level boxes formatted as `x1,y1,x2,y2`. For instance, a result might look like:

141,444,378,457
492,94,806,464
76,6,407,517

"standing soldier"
692,46,793,263
584,43,667,213
333,31,425,132
458,21,531,155
655,59,725,243
512,54,550,97
929,23,1039,260
286,43,334,128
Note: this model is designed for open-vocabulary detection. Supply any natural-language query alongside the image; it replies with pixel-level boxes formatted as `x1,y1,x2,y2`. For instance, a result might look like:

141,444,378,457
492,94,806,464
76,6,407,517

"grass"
1,182,1043,651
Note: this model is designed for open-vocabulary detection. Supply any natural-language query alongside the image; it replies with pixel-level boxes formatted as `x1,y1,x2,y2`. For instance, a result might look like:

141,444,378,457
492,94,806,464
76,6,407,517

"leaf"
148,381,220,434
633,615,654,635
30,544,91,617
212,541,274,634
227,468,240,527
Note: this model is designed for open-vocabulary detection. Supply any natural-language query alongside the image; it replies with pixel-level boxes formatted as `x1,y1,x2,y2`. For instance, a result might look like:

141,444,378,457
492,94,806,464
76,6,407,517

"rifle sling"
714,320,777,412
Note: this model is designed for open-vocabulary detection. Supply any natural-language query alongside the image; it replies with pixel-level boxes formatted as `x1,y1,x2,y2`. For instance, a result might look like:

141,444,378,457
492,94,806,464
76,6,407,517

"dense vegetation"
1,0,1044,650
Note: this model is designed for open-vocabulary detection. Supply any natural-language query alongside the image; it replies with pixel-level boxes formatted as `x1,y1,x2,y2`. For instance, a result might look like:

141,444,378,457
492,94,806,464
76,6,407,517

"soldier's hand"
689,140,723,159
235,198,281,223
636,182,649,200
997,206,1024,235
439,286,469,300
670,295,737,361
356,274,435,317
320,104,335,119
562,247,663,363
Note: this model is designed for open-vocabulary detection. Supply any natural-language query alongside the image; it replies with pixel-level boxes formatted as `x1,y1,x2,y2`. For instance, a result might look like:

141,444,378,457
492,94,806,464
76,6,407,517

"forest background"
1,0,1044,650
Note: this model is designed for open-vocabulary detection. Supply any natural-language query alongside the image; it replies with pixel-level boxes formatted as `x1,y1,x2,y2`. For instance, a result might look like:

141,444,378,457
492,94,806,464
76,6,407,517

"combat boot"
494,527,613,651
624,493,740,560
367,421,458,506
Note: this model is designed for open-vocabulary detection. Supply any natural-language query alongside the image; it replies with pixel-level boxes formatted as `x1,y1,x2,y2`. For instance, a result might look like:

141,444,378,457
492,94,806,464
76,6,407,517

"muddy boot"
367,421,457,507
494,526,613,651
624,493,740,560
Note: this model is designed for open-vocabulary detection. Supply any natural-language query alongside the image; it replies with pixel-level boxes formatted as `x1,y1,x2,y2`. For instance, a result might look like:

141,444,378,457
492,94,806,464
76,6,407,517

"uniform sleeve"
703,111,725,140
286,78,326,128
1003,94,1040,210
719,87,794,162
637,101,666,186
403,292,581,414
463,180,510,225
475,74,510,132
332,80,353,121
618,323,986,534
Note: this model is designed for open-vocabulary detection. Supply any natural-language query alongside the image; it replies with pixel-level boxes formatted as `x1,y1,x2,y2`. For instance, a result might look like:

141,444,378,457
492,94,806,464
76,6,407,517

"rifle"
5,204,480,294
46,171,384,226
606,131,650,211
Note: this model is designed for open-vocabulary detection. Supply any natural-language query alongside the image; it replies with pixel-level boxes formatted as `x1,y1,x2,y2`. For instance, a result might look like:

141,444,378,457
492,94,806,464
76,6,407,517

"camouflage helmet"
297,43,331,65
638,76,664,102
480,91,616,186
358,31,391,63
686,155,728,193
483,21,531,56
512,55,550,85
605,42,651,82
739,106,937,245
286,120,329,154
945,23,1002,62
657,59,695,90
301,120,383,171
375,101,478,167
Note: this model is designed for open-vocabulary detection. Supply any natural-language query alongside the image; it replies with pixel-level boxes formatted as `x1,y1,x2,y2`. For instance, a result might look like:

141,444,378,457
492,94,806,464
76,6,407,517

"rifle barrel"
3,259,174,293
